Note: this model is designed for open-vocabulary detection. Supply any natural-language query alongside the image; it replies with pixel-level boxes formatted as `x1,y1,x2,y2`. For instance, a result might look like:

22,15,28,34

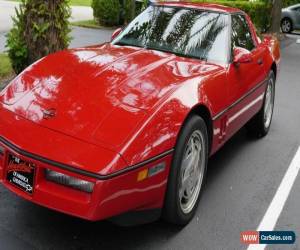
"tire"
281,18,293,33
162,115,208,226
246,71,275,138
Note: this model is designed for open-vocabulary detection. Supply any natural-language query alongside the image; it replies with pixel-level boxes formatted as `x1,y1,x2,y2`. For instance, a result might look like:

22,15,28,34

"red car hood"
0,43,221,149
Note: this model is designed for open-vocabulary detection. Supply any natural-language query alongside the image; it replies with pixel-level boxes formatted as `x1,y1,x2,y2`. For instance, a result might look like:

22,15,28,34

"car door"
225,14,268,140
292,7,300,29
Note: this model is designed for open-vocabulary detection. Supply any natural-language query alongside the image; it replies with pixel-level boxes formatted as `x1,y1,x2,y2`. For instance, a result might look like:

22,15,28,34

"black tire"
162,116,208,226
281,18,293,33
246,71,275,138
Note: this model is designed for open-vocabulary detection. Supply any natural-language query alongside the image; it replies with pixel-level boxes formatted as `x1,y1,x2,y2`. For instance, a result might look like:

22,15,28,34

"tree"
92,0,120,26
6,0,71,73
129,0,136,22
270,0,283,33
123,0,136,24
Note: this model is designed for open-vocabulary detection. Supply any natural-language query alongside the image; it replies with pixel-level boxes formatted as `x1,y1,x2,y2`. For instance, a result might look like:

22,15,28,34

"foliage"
92,0,120,26
124,0,148,23
10,0,92,6
124,0,135,23
192,0,272,32
92,0,271,31
6,0,71,74
92,0,148,26
283,0,300,7
6,3,28,74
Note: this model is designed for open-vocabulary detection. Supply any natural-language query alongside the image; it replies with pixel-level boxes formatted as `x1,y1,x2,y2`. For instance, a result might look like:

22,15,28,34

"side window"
231,14,255,52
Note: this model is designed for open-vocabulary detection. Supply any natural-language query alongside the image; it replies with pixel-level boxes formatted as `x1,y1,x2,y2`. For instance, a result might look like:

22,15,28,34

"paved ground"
0,36,300,250
0,0,100,52
0,26,113,53
70,26,113,49
0,0,93,32
0,1,19,33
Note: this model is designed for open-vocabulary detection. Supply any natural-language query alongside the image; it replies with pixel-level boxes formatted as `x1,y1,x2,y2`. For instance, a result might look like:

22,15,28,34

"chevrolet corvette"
0,2,280,225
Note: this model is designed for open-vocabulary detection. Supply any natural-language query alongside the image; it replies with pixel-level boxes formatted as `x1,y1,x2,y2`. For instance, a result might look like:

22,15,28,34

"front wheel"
246,71,275,138
162,116,208,225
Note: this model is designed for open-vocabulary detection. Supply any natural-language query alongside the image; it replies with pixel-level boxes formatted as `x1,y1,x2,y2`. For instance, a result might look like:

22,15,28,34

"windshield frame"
112,5,231,64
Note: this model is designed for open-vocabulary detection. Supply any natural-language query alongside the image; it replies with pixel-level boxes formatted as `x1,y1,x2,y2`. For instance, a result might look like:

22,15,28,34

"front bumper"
0,106,172,221
0,140,172,221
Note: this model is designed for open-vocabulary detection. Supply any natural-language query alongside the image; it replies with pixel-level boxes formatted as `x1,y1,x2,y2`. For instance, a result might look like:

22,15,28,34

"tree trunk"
130,0,136,21
270,0,283,33
24,0,70,65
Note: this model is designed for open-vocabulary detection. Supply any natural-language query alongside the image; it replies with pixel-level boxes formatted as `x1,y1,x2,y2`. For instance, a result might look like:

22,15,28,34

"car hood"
0,43,221,149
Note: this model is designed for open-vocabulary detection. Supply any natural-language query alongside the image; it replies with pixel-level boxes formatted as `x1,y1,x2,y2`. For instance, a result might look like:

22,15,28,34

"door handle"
257,58,263,65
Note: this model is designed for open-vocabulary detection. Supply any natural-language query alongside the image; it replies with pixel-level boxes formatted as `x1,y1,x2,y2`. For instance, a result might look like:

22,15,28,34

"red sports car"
0,2,280,225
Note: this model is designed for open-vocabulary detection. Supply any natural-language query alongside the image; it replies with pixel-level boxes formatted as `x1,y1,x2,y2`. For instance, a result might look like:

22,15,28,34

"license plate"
6,155,35,195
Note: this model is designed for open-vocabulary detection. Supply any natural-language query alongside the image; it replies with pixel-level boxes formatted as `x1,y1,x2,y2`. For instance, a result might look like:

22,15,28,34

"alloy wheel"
179,130,206,214
264,78,274,129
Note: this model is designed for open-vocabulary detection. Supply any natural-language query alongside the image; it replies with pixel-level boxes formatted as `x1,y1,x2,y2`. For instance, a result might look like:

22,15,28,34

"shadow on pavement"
5,127,256,250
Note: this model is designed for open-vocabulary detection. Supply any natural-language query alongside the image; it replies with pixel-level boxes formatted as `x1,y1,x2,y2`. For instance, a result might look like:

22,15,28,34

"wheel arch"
185,104,213,154
271,62,277,80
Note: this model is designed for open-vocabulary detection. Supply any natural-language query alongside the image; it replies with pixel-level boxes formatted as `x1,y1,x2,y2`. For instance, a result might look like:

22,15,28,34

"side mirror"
111,28,122,42
233,47,253,65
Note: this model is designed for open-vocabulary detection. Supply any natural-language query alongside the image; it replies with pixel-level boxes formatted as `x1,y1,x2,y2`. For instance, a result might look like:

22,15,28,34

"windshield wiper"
113,41,145,49
114,42,208,62
145,46,207,61
145,46,181,56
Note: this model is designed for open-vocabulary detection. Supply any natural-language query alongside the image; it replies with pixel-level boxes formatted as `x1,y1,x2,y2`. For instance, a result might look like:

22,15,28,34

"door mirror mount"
111,27,122,42
233,47,253,65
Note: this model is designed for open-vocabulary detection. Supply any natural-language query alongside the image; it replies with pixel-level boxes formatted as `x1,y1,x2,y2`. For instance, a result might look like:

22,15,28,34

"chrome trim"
227,93,264,125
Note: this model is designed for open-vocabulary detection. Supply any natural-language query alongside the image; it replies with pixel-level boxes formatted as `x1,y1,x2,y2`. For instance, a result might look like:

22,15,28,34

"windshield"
113,5,230,63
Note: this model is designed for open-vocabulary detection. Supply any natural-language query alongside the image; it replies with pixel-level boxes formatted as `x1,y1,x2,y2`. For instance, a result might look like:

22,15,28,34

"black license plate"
6,155,35,195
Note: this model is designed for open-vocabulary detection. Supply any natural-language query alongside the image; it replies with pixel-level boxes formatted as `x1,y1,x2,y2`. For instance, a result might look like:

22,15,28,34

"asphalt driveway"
0,0,113,52
1,26,113,53
0,0,93,32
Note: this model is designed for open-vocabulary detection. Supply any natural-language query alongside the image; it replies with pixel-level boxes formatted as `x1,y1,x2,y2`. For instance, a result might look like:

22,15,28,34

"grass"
9,0,92,7
71,19,118,29
71,19,102,29
0,53,14,89
68,0,92,7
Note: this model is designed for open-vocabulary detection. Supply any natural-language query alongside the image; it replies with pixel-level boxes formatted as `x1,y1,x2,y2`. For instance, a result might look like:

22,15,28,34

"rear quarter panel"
261,35,281,73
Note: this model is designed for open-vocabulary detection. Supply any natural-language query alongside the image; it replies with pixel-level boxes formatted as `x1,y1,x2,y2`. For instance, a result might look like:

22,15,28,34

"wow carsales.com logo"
241,231,296,245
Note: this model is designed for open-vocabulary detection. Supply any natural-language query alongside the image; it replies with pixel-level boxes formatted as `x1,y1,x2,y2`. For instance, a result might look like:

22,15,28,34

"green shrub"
260,0,299,7
92,0,120,26
6,4,28,74
124,0,148,23
283,0,300,7
6,0,71,74
192,0,271,32
92,0,148,26
124,0,135,24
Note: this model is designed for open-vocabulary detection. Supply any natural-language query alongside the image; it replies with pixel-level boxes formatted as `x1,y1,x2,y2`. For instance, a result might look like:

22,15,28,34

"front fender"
118,76,213,167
